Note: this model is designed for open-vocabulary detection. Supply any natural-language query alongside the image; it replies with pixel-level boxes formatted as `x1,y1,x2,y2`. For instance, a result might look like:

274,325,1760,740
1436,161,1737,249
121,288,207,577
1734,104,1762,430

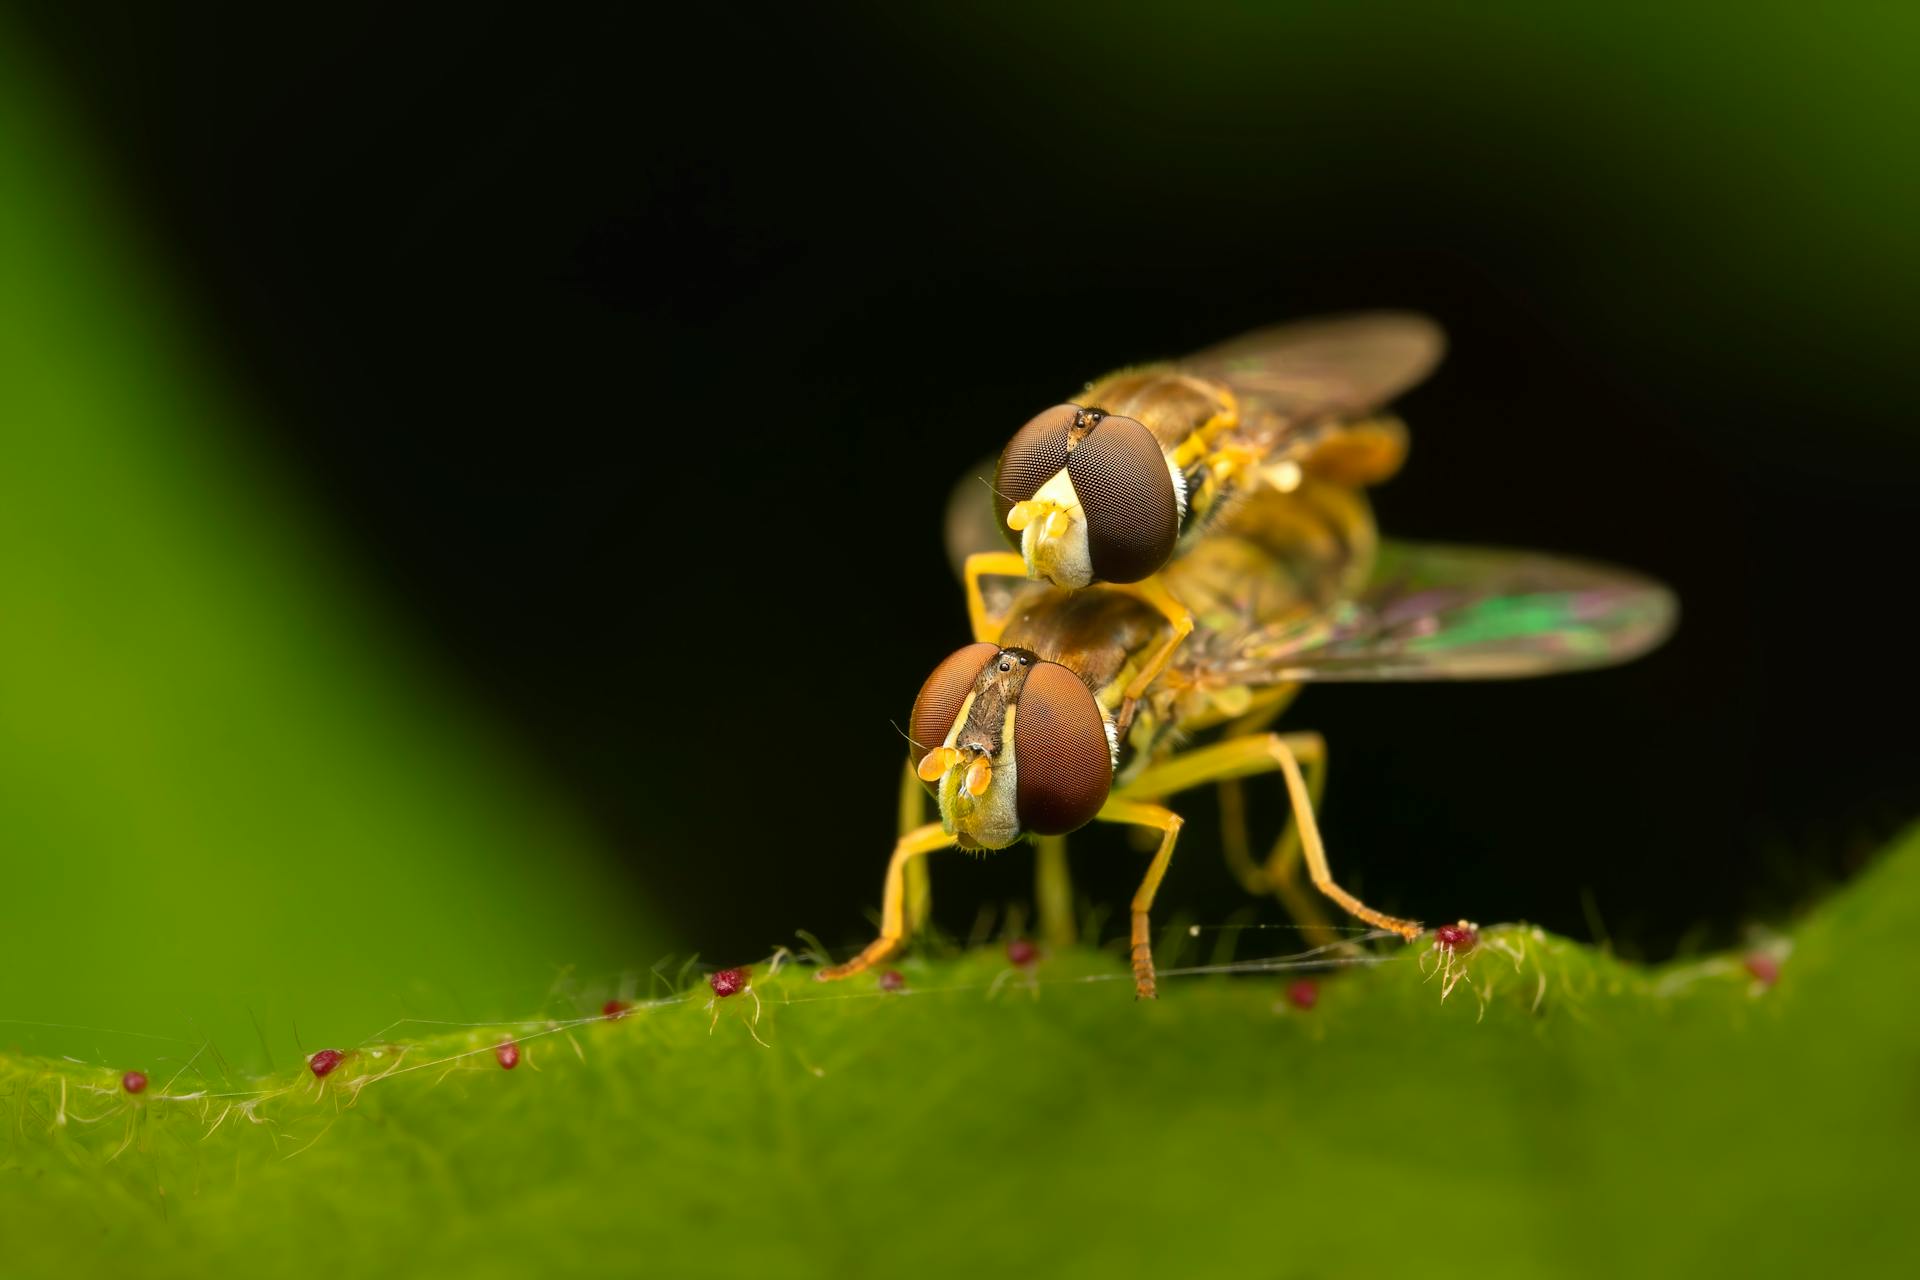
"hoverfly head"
993,403,1185,589
907,643,1116,851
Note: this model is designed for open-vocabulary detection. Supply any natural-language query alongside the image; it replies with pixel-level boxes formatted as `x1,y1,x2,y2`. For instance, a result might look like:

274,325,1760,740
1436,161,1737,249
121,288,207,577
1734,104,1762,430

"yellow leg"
1216,773,1335,946
817,823,953,982
1094,798,1184,999
1256,734,1340,946
898,761,934,934
1116,575,1193,706
1034,834,1075,947
962,551,1028,644
1209,692,1337,944
1256,734,1325,887
1214,695,1292,893
1121,732,1422,941
1170,434,1262,532
1168,390,1240,467
1217,775,1261,892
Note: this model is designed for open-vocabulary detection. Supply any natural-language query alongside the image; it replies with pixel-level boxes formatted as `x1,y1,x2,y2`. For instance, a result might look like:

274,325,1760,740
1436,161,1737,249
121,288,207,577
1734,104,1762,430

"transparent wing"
1178,311,1445,423
1190,540,1676,684
942,456,1011,581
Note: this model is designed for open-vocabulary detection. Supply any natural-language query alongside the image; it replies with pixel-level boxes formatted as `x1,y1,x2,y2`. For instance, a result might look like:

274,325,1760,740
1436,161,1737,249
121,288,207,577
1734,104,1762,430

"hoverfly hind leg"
1254,734,1342,948
1119,732,1423,943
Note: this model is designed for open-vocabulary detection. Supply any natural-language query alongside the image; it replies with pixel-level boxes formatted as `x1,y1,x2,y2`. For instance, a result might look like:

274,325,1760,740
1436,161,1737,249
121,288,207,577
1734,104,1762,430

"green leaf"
5,828,1916,1279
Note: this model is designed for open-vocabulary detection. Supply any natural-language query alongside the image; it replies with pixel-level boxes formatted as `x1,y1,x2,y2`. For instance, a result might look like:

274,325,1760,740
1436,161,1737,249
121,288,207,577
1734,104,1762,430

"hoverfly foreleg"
897,761,936,936
1113,575,1194,734
815,823,952,983
961,551,1027,644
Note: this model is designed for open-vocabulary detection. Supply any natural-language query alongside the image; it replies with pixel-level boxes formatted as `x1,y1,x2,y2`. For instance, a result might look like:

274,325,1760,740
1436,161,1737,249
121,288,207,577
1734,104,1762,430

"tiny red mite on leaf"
709,967,749,998
1744,953,1782,987
602,999,630,1019
308,1049,345,1079
1433,923,1478,953
1006,938,1039,967
878,970,906,992
121,1070,148,1094
1286,979,1318,1010
496,1041,520,1070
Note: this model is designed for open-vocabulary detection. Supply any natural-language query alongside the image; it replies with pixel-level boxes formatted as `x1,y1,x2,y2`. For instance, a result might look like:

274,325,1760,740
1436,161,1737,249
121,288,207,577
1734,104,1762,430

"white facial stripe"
1022,469,1093,589
938,702,1022,849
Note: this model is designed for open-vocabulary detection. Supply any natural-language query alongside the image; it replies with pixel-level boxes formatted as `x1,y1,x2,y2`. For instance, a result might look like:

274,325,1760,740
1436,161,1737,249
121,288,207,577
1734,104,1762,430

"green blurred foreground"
4,827,1916,1280
0,24,650,1067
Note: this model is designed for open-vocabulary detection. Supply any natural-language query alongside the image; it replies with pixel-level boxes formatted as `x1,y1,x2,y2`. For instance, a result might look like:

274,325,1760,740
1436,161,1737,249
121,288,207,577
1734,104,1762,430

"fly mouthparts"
916,746,959,782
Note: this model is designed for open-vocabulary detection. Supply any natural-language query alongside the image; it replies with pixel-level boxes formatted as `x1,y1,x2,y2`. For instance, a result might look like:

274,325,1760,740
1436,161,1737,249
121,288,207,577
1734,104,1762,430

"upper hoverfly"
818,315,1675,999
961,312,1443,733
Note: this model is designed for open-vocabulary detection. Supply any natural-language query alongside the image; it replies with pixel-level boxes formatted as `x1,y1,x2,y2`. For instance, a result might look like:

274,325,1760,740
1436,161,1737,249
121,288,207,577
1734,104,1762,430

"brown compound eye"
907,642,999,778
1065,414,1179,583
992,404,1078,542
1012,661,1113,835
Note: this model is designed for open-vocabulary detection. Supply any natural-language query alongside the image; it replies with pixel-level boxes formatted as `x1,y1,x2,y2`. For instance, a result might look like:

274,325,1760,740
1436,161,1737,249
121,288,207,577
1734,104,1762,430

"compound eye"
992,404,1078,543
1012,661,1113,835
1065,414,1179,583
907,642,998,775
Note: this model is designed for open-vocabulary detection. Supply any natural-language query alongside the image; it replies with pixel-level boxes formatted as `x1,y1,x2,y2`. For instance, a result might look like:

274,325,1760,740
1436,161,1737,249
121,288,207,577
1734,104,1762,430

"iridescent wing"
1179,311,1446,422
1186,540,1676,684
943,455,1010,581
1172,313,1442,487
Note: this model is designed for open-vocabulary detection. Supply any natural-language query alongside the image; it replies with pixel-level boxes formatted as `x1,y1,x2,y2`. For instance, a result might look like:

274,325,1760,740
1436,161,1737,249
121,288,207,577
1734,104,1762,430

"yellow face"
906,645,1117,851
993,404,1186,589
934,702,1022,851
1008,469,1093,590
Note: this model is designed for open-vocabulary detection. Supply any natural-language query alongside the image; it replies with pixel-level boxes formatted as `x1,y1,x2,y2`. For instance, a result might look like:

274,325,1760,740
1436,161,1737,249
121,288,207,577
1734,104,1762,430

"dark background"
13,2,1916,960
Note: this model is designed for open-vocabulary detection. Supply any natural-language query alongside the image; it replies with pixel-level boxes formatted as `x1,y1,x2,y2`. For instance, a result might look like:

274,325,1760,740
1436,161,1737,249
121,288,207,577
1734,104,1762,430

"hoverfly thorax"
994,404,1188,590
906,642,1116,850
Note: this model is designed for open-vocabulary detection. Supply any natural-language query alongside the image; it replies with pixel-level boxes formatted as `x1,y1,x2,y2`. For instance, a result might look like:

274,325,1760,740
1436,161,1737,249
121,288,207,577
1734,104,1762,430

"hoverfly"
818,318,1674,999
964,313,1442,732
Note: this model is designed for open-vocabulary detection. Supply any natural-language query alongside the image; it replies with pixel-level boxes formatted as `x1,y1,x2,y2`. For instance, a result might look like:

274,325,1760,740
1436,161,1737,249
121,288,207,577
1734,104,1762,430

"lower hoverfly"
821,451,1674,999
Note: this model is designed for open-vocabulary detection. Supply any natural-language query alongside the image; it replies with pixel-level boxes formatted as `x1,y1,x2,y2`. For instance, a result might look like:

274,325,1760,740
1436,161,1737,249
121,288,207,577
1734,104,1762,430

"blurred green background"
0,30,651,1070
1,0,1915,1072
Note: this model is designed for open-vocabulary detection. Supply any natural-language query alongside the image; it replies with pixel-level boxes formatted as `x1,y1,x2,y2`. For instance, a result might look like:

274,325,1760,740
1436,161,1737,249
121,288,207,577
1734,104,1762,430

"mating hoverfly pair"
816,314,1674,998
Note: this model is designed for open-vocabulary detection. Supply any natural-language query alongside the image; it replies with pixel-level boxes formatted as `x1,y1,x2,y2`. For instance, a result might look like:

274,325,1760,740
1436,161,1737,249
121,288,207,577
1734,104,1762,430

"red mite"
1433,923,1478,953
878,970,906,992
1006,938,1039,968
496,1042,520,1070
708,967,749,998
1286,979,1319,1011
308,1049,345,1079
601,999,631,1020
121,1070,148,1094
1744,953,1782,987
